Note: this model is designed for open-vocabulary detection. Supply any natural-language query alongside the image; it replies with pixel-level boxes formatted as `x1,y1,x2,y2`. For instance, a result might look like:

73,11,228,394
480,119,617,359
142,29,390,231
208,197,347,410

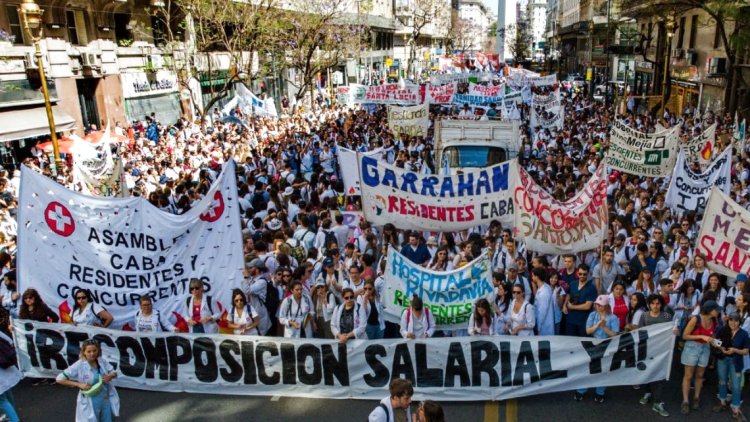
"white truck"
434,119,521,174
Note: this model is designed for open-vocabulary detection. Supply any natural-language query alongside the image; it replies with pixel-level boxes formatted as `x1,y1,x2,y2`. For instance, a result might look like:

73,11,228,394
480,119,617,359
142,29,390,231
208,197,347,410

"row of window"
640,14,721,51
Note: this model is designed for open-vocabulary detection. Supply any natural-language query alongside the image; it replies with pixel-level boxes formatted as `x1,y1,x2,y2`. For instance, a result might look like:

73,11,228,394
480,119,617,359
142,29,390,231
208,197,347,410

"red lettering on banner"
699,235,750,273
384,195,475,223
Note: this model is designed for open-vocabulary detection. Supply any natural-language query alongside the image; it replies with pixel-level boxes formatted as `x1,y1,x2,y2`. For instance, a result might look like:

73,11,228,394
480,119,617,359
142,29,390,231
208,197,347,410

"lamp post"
660,16,676,119
18,0,63,173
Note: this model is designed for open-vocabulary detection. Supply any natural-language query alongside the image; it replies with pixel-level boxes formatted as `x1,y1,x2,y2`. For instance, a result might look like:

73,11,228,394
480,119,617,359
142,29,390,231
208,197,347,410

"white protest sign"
529,74,557,87
337,147,382,196
426,82,457,104
382,247,493,330
512,164,608,254
696,188,750,277
468,83,504,98
682,123,717,169
14,320,675,401
359,155,515,231
665,146,731,215
605,120,680,177
18,160,245,328
364,84,421,105
388,103,430,137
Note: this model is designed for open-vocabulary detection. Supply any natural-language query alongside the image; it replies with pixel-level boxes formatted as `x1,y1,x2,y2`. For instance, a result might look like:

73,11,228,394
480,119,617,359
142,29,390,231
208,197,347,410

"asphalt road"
7,359,735,421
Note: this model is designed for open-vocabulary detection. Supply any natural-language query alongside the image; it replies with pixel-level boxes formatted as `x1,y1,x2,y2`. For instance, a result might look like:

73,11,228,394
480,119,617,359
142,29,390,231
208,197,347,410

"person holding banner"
227,289,260,335
279,281,315,338
507,284,535,336
368,378,413,422
468,298,497,336
358,280,385,340
183,279,220,334
400,296,435,339
330,288,366,342
563,265,597,336
638,294,674,417
71,289,113,329
56,339,120,422
573,295,620,403
134,296,175,332
532,268,555,336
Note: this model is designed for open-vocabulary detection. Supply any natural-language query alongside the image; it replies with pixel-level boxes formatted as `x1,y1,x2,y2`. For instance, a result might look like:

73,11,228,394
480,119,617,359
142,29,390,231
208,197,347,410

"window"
114,13,131,45
443,146,507,168
689,15,697,49
676,16,686,49
151,15,167,47
66,11,79,45
5,6,23,44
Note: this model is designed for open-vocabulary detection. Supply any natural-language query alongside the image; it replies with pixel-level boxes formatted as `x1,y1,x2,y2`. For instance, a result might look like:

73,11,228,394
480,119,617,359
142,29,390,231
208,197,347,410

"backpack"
0,335,17,369
323,230,338,254
287,239,306,266
185,296,214,314
378,403,390,422
405,307,431,331
262,278,280,320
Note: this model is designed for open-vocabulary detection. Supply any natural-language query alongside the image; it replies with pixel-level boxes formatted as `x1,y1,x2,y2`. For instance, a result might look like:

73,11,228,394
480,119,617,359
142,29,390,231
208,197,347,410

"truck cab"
434,120,521,174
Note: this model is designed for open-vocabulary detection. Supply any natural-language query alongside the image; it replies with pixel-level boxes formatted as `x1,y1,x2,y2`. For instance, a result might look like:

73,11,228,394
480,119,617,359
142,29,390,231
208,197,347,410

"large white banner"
531,89,561,110
426,82,457,104
359,156,515,231
530,107,563,132
73,159,125,197
17,161,245,328
529,74,557,87
13,320,676,401
665,146,731,215
605,120,680,177
468,83,504,98
696,188,750,277
337,147,382,196
363,84,421,105
382,248,493,330
388,104,430,137
682,123,717,169
513,164,608,254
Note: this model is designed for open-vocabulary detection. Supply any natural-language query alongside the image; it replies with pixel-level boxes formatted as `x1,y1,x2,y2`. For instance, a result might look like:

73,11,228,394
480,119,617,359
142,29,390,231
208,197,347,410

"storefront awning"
0,105,77,143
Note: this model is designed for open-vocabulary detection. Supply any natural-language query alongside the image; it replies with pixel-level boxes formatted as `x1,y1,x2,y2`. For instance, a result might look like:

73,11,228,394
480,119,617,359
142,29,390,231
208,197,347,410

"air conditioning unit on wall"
24,52,38,69
81,53,99,68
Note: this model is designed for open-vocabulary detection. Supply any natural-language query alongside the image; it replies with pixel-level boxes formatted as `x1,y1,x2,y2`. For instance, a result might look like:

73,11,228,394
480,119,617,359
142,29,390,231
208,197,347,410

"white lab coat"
330,302,367,339
279,294,314,338
56,357,120,422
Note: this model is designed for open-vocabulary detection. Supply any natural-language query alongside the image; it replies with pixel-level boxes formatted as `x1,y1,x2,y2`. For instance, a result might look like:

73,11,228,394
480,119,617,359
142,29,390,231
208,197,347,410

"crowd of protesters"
0,74,749,421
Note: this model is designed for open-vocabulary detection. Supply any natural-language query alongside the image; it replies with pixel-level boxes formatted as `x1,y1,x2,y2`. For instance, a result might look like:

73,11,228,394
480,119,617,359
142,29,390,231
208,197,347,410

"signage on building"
121,70,178,98
635,60,653,71
671,65,698,81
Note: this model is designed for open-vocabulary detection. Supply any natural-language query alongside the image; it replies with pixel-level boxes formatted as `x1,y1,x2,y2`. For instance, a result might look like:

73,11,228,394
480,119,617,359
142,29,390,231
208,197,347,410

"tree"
448,18,483,55
498,21,533,65
144,0,282,126
397,0,450,78
276,0,366,111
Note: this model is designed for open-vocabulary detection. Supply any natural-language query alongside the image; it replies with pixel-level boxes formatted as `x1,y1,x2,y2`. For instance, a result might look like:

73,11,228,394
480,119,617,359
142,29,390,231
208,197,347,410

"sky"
485,0,499,16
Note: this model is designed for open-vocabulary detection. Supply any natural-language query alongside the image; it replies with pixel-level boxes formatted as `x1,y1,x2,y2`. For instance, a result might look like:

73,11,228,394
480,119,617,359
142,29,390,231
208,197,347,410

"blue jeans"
717,358,744,410
366,324,383,340
577,386,606,396
0,389,20,422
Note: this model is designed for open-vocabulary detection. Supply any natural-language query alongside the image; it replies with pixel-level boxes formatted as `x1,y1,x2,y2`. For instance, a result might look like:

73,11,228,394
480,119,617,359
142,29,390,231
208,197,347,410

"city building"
457,0,492,54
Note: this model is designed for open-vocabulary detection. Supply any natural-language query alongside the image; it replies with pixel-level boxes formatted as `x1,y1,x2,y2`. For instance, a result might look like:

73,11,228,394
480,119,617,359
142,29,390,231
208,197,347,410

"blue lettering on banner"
361,156,510,198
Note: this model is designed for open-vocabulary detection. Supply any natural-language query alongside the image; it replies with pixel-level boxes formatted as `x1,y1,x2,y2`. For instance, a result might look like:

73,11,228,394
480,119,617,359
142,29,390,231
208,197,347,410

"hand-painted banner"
468,83,504,98
530,107,563,133
426,82,457,104
73,159,125,197
696,188,750,277
359,156,515,231
14,320,676,401
337,147,383,196
531,89,561,110
529,74,557,87
335,84,368,105
382,248,493,330
665,146,731,215
453,93,504,106
430,72,497,85
17,161,244,329
682,123,717,169
363,84,421,105
605,120,680,177
513,164,608,254
388,103,430,137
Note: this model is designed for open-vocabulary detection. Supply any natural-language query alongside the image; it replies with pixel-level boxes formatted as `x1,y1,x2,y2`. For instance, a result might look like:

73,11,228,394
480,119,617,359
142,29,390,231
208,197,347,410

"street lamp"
18,0,64,173
660,16,676,119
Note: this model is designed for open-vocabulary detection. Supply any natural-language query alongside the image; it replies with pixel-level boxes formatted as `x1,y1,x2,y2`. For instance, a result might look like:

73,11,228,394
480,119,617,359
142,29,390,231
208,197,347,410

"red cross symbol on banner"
44,201,75,237
200,191,224,222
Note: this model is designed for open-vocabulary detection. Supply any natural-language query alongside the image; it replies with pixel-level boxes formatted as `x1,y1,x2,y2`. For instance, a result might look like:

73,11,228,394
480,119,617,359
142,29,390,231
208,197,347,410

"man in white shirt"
368,379,413,422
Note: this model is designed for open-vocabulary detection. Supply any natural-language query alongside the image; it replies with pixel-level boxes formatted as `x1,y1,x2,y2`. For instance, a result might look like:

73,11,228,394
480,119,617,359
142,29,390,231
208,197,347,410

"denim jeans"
366,324,383,340
717,357,744,410
576,386,606,396
0,389,20,422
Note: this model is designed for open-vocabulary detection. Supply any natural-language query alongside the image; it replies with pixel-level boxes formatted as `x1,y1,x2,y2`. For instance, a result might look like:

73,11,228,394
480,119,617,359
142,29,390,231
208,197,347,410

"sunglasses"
234,298,245,303
344,296,354,300
190,286,201,292
363,287,373,291
76,296,87,300
513,291,522,294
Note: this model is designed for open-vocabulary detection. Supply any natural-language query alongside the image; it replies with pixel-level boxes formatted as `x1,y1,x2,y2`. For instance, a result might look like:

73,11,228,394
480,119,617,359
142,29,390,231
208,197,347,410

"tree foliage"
448,18,483,54
498,21,533,65
398,0,450,77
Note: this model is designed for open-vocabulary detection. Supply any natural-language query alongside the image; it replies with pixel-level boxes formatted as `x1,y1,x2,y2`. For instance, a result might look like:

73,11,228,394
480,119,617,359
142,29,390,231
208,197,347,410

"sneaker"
594,395,605,403
714,402,729,413
681,402,690,414
652,402,669,417
735,410,748,422
574,392,584,401
640,393,653,405
691,399,700,411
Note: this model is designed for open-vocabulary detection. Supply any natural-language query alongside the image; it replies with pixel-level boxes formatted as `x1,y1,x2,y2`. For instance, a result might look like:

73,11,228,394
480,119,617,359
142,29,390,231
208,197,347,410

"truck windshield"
443,146,507,168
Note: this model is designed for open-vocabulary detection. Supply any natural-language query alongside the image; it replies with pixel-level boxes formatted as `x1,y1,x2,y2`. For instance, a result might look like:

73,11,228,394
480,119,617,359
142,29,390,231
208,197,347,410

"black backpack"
262,278,280,320
0,336,17,369
323,230,338,253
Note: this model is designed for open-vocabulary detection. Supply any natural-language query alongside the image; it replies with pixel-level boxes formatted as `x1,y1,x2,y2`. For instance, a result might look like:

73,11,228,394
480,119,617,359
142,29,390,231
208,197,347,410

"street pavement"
9,358,735,421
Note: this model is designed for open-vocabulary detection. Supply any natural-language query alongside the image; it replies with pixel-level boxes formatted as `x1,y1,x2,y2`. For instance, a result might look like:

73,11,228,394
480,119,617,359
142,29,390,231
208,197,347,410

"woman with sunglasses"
18,288,58,323
183,278,220,334
134,296,174,332
331,287,366,343
358,280,385,339
71,289,113,328
279,281,315,338
506,284,535,336
56,339,120,422
227,288,260,335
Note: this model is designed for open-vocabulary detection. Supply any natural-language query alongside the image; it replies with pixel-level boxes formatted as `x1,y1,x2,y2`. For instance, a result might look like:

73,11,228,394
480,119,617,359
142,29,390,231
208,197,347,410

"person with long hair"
608,281,629,331
56,339,120,422
227,288,260,335
18,288,58,323
359,280,385,340
427,246,454,271
624,292,647,332
0,307,21,422
415,400,445,422
712,312,750,420
674,279,701,338
0,270,18,317
686,254,710,290
468,298,496,336
507,284,535,336
680,300,721,414
493,280,512,335
574,295,620,402
630,269,655,297
705,272,728,309
637,294,674,417
71,289,113,328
